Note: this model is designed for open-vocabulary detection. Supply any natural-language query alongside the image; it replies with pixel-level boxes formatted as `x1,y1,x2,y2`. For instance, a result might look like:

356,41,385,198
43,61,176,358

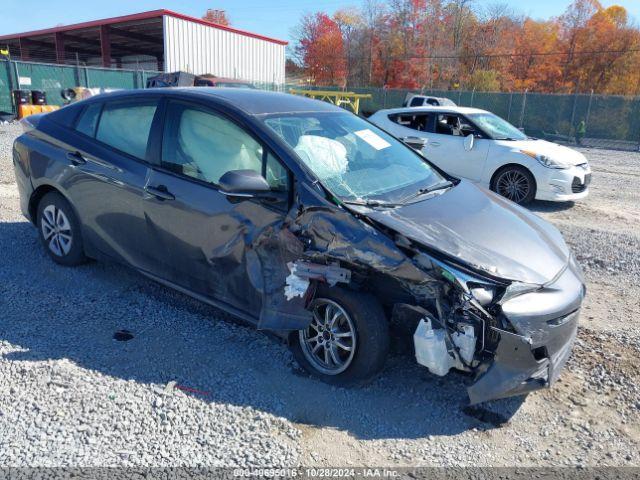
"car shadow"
0,220,525,441
528,200,576,213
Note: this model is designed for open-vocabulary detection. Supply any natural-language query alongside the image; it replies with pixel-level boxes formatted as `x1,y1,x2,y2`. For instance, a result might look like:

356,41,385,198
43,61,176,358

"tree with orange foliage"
510,19,565,92
202,9,230,26
560,2,640,93
294,13,347,87
291,0,640,94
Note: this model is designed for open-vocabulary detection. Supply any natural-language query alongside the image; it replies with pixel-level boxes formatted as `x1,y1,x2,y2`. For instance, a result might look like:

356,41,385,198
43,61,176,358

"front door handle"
430,142,441,147
145,185,175,201
66,151,87,165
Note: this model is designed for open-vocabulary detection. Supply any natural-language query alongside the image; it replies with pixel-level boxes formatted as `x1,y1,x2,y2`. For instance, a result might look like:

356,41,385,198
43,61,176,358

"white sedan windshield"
468,112,526,141
263,112,444,202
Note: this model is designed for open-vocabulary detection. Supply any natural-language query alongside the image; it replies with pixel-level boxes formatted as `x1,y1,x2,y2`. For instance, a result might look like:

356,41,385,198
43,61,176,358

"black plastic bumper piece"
467,310,579,405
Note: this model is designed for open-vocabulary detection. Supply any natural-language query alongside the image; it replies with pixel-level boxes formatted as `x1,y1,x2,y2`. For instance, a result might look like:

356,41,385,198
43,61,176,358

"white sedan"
368,106,591,204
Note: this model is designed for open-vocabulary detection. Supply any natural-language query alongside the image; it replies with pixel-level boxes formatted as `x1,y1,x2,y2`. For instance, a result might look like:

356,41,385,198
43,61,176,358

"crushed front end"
404,250,586,405
271,180,585,404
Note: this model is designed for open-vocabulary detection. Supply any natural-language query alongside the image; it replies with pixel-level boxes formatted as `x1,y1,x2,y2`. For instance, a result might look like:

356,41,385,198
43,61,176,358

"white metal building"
0,9,287,84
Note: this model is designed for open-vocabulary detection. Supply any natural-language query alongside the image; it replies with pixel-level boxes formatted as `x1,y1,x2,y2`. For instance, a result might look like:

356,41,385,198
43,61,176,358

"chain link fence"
0,60,161,114
2,60,639,151
281,84,640,151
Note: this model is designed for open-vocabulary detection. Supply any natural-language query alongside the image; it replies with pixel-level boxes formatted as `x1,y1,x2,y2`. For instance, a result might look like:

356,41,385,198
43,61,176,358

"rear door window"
389,113,431,132
96,100,158,160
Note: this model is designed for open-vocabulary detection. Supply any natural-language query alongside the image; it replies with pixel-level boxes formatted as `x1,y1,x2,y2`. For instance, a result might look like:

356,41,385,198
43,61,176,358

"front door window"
161,103,263,184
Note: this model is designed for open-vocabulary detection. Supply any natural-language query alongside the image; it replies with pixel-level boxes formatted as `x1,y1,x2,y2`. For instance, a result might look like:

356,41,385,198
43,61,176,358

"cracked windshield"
263,113,445,202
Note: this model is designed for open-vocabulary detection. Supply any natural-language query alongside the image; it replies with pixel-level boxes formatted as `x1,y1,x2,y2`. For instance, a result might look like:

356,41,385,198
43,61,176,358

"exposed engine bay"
275,187,584,404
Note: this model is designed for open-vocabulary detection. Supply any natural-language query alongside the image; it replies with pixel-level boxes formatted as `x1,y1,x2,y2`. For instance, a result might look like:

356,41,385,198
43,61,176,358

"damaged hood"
356,181,570,285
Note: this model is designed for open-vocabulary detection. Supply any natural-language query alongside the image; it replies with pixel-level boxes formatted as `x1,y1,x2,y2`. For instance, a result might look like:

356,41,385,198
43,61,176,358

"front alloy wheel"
493,167,536,204
290,286,389,387
299,299,357,375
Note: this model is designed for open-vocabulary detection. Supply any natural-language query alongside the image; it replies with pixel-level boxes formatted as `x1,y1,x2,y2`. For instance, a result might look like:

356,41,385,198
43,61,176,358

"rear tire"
290,286,389,387
36,191,87,266
491,166,536,204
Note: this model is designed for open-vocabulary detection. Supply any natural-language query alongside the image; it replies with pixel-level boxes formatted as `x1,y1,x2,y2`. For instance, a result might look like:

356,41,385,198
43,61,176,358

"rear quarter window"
45,103,83,127
75,103,103,137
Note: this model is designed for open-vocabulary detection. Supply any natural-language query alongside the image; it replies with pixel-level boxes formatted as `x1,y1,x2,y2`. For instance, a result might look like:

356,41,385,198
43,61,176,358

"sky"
1,0,639,48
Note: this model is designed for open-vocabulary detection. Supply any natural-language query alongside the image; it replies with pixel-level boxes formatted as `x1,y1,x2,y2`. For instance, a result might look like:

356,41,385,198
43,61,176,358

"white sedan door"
381,112,435,145
425,113,490,182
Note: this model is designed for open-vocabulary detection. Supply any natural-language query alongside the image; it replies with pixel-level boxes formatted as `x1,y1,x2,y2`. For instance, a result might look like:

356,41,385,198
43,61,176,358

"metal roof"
0,9,288,46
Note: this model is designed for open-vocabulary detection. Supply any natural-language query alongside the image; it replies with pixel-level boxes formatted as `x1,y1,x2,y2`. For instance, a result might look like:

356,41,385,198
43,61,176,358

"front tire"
290,286,389,386
491,166,536,204
36,191,87,266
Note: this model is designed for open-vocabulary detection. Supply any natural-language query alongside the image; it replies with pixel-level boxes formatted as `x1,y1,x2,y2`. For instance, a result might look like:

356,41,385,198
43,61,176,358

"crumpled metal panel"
292,206,433,284
467,310,580,405
500,263,585,346
350,181,570,285
467,330,549,405
252,226,312,331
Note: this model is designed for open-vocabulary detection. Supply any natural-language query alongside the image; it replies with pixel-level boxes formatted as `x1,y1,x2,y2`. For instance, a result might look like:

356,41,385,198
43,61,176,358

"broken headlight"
469,286,496,306
499,281,541,304
432,259,498,308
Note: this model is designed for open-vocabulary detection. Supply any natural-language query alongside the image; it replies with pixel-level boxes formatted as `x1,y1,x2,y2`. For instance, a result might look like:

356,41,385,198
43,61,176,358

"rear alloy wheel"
291,287,389,387
37,192,87,266
493,166,536,204
41,204,73,257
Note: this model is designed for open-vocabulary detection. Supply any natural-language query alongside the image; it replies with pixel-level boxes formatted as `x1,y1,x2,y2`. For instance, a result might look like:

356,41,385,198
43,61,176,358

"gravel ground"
0,122,638,467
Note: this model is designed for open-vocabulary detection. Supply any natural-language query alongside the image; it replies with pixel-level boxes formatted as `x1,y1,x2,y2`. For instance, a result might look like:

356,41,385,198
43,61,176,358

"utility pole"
585,89,594,134
74,52,81,87
519,89,528,129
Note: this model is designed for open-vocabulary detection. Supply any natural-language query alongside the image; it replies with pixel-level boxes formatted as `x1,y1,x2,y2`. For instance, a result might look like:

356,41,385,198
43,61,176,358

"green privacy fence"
279,85,640,151
2,60,639,151
0,60,161,114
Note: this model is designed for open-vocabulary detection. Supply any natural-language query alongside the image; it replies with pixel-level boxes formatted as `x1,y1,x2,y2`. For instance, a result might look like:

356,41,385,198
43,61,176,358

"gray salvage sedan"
12,88,585,404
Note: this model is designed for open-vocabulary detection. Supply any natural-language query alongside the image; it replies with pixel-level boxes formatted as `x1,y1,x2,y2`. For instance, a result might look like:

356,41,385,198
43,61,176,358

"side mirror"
402,136,428,151
463,133,475,151
218,169,271,197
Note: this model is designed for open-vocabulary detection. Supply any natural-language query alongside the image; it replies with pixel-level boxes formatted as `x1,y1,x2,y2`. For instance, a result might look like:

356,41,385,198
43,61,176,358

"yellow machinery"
18,104,60,119
289,89,372,114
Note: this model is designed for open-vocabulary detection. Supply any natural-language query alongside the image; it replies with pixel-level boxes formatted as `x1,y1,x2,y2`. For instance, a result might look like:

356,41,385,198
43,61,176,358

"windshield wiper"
399,181,454,204
341,199,401,208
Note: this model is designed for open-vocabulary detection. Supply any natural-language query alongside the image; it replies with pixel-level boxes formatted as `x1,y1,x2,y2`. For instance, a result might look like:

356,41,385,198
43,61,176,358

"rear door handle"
145,185,175,201
430,142,441,147
66,151,87,165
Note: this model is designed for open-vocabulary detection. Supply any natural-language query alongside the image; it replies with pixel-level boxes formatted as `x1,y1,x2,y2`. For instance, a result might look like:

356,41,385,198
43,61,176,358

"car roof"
376,105,488,115
81,87,343,116
409,95,447,100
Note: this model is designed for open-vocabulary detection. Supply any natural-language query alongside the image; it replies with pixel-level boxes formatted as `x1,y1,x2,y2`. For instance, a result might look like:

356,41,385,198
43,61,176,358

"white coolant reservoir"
452,325,477,365
413,318,454,376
